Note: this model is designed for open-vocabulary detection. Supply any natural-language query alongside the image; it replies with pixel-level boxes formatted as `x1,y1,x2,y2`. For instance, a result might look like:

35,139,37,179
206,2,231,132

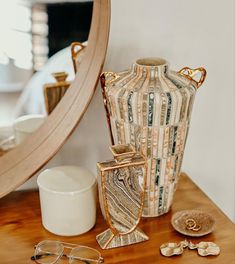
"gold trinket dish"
171,210,215,237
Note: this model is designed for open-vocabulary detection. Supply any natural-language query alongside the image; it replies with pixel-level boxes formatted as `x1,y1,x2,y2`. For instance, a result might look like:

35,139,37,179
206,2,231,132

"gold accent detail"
100,153,147,236
100,72,120,145
178,67,207,89
44,72,71,115
109,144,136,163
70,42,86,73
97,228,148,250
52,72,68,82
101,71,120,85
96,144,148,249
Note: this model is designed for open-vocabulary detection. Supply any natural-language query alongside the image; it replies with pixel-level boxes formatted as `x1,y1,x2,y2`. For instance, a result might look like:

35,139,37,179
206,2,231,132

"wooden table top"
0,173,234,264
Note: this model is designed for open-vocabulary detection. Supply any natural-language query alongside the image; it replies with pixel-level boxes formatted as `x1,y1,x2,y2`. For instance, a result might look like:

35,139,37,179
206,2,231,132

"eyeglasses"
31,240,104,264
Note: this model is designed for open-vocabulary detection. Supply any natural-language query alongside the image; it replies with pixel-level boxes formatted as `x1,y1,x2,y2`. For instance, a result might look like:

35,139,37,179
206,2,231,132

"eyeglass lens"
35,240,63,264
70,247,101,264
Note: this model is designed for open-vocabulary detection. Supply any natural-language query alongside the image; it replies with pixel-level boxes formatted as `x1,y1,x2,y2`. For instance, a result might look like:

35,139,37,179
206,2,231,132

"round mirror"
0,0,93,152
0,0,110,197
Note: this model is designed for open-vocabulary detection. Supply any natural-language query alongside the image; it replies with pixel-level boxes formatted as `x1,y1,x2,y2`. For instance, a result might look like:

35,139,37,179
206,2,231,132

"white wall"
20,0,235,222
103,0,235,221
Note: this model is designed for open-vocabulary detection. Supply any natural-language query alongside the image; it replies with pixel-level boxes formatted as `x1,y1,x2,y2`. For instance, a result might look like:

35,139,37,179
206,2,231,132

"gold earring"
160,240,188,257
189,241,220,256
160,240,220,257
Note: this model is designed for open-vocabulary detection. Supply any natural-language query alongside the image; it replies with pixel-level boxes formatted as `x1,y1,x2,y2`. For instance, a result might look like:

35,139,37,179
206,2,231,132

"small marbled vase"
96,144,149,249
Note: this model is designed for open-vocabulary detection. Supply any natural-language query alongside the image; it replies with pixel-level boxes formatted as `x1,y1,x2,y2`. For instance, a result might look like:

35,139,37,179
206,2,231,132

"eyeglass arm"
31,253,68,261
31,253,103,263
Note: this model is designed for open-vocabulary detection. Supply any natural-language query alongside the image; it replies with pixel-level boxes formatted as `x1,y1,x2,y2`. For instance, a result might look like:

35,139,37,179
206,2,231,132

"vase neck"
52,72,68,82
132,58,169,77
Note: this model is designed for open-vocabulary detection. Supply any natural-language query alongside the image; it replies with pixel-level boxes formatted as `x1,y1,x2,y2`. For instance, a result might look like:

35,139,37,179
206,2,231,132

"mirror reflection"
0,0,93,156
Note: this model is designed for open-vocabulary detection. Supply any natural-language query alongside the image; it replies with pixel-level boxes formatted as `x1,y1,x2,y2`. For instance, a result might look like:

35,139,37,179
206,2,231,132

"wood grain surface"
0,173,234,264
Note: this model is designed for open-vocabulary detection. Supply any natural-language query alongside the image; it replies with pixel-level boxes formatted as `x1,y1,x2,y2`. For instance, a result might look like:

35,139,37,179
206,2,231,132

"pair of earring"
160,239,220,257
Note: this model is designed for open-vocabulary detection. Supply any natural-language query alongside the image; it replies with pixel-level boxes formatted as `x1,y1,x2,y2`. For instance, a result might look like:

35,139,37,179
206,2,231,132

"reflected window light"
0,0,32,70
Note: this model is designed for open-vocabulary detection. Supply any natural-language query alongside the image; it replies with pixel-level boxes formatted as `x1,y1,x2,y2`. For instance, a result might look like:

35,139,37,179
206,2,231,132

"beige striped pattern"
103,58,198,217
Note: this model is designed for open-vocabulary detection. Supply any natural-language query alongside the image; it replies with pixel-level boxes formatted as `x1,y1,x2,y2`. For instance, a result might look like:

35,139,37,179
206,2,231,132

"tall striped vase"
101,58,206,217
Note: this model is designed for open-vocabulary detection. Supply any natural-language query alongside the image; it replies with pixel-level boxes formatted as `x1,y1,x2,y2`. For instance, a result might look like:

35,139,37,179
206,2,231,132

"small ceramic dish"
171,210,215,237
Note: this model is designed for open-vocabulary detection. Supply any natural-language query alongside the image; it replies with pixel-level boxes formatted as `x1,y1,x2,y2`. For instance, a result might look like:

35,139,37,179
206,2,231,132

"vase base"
96,228,149,249
142,208,171,218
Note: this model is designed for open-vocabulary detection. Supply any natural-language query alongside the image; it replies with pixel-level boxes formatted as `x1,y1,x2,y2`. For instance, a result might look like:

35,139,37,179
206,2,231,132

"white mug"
37,166,97,236
13,114,45,145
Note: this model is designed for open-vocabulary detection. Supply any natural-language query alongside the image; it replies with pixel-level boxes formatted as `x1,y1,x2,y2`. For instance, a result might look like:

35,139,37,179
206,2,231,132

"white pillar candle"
37,166,97,236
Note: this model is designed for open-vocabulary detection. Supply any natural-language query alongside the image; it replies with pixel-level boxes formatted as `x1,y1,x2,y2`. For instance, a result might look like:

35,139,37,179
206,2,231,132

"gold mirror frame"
0,0,110,198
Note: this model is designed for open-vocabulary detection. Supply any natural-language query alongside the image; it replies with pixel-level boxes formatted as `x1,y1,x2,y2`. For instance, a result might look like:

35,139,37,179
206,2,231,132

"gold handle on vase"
100,72,120,146
178,67,207,88
70,42,86,73
101,72,120,85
